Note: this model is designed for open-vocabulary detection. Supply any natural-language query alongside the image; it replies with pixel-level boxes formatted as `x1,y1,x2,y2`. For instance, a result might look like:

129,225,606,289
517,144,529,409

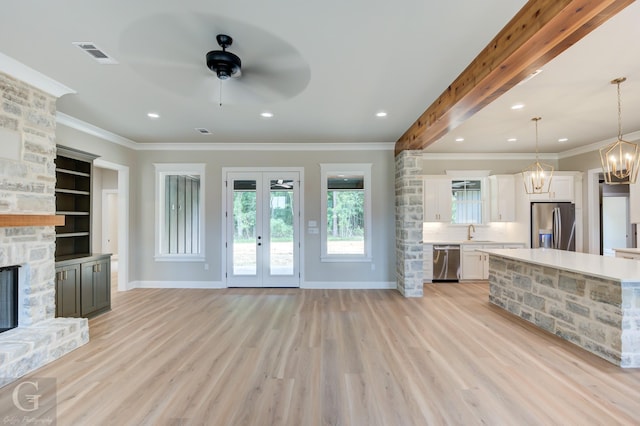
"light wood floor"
2,281,640,425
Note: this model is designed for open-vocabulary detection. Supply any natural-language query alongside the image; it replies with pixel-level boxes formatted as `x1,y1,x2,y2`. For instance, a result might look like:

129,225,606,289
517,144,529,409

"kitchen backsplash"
423,221,525,243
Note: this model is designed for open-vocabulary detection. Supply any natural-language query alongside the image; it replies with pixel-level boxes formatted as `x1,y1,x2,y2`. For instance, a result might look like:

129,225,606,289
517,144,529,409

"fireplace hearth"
0,265,18,333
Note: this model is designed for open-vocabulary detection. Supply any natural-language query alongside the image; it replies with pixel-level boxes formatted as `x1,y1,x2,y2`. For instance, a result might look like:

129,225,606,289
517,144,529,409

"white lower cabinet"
423,244,433,283
461,243,525,280
462,247,486,280
614,249,640,260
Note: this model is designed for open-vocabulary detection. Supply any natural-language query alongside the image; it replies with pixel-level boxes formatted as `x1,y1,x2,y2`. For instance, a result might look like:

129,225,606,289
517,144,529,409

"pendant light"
522,117,554,194
599,77,639,184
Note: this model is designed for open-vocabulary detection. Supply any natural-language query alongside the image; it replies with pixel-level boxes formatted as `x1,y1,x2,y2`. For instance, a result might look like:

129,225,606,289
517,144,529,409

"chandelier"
600,77,639,184
522,117,554,194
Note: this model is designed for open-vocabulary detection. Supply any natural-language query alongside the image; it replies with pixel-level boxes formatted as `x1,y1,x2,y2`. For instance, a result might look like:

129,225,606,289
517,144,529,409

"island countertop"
479,248,640,283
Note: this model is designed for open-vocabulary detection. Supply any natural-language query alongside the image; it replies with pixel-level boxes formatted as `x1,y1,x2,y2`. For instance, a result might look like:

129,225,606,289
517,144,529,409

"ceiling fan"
206,34,241,80
118,14,311,106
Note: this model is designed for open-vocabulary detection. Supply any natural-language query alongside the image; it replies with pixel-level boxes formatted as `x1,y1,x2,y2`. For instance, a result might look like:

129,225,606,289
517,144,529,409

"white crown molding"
56,112,138,149
421,152,559,160
557,130,640,159
0,52,75,98
55,112,396,151
135,141,395,151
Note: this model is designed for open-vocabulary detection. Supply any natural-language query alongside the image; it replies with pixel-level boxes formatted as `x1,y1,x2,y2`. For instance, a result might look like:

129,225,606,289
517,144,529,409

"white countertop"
424,240,524,246
613,248,640,255
480,248,640,283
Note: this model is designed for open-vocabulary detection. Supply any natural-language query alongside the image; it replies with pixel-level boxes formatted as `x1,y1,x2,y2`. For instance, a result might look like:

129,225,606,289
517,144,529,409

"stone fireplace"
0,266,19,333
0,71,88,387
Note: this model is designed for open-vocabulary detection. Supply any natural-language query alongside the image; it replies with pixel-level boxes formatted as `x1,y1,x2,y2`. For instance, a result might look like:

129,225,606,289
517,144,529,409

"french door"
225,171,300,287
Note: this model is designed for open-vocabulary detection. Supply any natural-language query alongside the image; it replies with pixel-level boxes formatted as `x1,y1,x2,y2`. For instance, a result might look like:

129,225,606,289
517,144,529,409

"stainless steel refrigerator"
531,202,576,250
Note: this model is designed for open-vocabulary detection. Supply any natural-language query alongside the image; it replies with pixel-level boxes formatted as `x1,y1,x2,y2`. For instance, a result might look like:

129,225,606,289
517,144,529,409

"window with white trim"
320,163,372,261
155,163,205,261
451,179,483,224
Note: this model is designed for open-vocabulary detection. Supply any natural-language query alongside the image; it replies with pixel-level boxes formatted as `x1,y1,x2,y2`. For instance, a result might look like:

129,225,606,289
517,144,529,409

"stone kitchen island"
481,248,640,368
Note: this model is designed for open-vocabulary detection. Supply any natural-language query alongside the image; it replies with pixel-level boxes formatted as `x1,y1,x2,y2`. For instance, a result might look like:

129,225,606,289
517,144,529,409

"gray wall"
54,123,397,286
132,148,396,285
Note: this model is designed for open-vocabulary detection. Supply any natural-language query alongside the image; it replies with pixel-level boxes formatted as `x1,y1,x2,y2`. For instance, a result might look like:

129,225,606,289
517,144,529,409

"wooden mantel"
0,214,65,227
395,0,634,155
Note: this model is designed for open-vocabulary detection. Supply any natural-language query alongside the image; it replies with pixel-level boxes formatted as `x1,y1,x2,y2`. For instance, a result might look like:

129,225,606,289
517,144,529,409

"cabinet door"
462,250,484,280
424,177,451,222
94,259,111,312
81,259,111,317
549,175,574,201
423,244,433,283
489,175,515,222
528,175,574,202
81,262,97,316
55,264,80,317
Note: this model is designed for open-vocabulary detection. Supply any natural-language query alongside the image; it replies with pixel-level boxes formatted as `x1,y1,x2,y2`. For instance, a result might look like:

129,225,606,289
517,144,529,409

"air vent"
195,128,211,134
72,42,118,64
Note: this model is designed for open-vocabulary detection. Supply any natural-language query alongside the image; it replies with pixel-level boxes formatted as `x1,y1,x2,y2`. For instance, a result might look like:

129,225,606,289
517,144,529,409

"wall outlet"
204,264,209,270
371,263,375,271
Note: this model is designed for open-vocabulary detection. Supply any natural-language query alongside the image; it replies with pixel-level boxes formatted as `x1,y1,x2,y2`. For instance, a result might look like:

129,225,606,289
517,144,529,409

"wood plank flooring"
2,282,640,425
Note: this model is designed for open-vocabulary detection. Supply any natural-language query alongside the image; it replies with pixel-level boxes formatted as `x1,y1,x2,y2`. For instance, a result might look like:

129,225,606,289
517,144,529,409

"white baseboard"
125,281,397,290
128,280,226,289
301,281,397,290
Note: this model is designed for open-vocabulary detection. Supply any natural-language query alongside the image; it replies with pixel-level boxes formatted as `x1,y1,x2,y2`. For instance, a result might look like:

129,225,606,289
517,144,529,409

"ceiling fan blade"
118,12,310,105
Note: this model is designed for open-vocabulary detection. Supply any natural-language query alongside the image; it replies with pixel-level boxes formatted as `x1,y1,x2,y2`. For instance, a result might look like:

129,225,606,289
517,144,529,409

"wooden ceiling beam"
395,0,634,155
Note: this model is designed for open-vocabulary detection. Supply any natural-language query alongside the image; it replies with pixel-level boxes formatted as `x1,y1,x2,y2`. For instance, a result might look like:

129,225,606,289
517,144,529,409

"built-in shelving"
55,146,97,259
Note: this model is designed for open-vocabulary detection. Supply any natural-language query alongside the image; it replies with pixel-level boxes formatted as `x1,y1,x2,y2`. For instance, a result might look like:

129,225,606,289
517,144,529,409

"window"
451,179,483,224
155,164,205,261
320,164,372,261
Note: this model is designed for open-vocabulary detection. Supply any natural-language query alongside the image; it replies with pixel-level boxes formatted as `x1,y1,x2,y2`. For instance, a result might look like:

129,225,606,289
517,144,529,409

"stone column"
395,150,423,297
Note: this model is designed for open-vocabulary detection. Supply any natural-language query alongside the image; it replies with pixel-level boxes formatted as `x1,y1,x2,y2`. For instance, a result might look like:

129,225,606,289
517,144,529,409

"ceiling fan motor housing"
206,34,241,80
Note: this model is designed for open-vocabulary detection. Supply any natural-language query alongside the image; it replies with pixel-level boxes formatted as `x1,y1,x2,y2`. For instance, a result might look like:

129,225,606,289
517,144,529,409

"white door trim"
94,159,130,291
101,189,119,258
587,168,602,255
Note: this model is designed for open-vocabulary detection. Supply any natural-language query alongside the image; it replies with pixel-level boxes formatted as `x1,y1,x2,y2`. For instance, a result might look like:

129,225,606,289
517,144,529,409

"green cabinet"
81,257,111,317
55,254,111,318
55,263,81,317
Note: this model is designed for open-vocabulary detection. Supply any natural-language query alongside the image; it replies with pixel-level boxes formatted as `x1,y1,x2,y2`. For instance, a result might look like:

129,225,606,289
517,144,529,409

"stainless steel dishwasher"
432,245,460,282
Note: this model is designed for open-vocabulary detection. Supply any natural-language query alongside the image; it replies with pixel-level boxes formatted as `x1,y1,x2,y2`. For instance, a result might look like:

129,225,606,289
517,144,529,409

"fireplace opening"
0,265,19,333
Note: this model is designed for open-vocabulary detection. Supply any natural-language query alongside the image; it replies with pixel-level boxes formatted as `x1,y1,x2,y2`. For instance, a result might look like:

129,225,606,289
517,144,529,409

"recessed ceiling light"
511,104,525,110
147,112,160,119
558,138,569,143
376,111,387,117
455,137,464,142
507,138,517,142
260,112,274,118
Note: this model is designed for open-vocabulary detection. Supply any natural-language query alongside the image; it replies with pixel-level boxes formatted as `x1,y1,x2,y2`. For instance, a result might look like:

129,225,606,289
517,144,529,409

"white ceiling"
0,1,638,154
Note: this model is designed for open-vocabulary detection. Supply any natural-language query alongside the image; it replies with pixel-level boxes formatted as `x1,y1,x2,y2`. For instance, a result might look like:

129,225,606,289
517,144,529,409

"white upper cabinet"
527,174,575,202
423,176,452,222
489,175,515,222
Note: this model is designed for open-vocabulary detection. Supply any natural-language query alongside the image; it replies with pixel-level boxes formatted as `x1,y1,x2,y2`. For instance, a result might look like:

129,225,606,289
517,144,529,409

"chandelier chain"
617,79,623,140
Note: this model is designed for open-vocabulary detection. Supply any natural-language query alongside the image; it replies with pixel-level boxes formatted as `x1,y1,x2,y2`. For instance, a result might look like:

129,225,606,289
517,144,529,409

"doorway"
225,170,301,287
600,173,635,255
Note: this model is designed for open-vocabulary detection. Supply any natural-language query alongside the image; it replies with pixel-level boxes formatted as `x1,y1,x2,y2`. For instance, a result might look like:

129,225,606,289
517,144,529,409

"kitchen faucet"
467,223,475,240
